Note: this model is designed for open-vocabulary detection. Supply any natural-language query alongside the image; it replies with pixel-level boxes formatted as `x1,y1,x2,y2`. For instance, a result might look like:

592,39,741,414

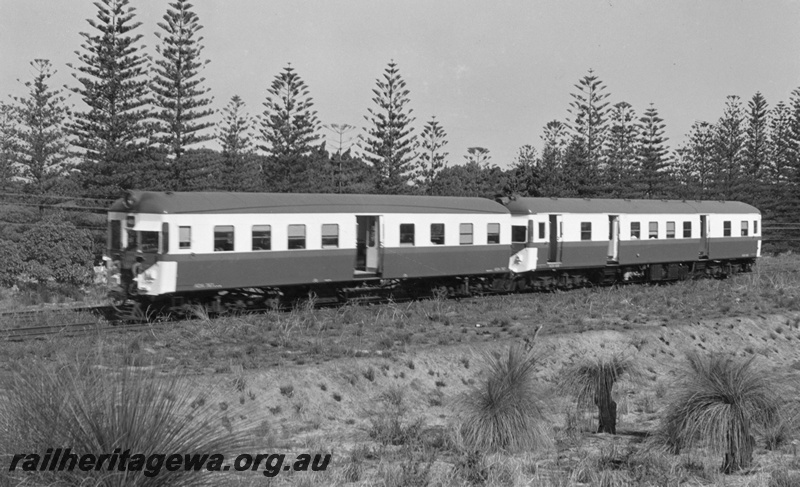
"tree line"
1,0,799,264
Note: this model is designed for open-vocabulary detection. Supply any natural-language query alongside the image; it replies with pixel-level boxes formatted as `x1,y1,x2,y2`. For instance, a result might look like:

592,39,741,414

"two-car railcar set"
106,191,761,316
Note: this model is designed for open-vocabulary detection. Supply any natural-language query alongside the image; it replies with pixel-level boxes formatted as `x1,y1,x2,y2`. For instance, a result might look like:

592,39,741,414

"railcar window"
179,226,191,249
140,231,160,253
430,224,445,245
252,225,271,250
754,221,758,234
460,223,473,245
683,222,691,238
487,223,500,244
581,222,591,241
538,222,545,240
649,222,658,239
723,221,731,237
741,221,748,237
512,225,527,243
322,224,339,248
400,224,415,246
214,226,234,251
109,220,122,251
288,225,306,249
631,222,640,239
666,222,675,239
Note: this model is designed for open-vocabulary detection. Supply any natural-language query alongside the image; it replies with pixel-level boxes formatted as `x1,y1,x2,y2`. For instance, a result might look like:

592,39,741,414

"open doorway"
355,215,382,275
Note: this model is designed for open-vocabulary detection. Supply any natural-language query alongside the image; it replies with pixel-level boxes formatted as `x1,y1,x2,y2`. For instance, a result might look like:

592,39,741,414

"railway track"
0,305,116,325
0,320,157,341
0,306,137,341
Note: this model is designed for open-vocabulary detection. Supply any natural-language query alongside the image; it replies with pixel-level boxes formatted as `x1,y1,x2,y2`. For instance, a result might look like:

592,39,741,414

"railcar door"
608,215,619,262
547,214,562,262
699,215,709,258
355,215,382,275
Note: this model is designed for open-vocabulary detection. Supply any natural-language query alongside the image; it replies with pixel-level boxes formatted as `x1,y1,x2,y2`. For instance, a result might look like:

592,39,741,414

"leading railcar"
106,191,760,316
106,191,512,314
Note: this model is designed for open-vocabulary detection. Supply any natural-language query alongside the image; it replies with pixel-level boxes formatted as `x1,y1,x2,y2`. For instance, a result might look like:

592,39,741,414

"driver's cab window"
139,231,160,253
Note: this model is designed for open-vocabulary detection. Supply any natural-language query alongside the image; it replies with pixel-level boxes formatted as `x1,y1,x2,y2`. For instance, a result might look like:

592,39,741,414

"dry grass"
0,350,259,486
2,256,800,486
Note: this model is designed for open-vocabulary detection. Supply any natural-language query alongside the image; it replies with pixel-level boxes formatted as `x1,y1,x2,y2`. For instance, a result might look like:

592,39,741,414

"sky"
1,0,799,168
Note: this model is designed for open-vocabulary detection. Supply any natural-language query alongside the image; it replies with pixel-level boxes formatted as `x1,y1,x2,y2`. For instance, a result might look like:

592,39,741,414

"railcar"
106,191,761,317
106,191,512,314
503,198,760,290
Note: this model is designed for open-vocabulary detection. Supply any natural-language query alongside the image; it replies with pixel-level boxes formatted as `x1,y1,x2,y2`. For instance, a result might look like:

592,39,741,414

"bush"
559,352,639,435
0,239,23,286
18,216,94,286
455,344,551,453
367,387,424,446
655,352,796,474
0,353,257,486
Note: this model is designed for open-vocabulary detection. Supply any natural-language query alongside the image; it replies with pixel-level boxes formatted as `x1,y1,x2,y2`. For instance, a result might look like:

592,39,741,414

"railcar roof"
109,191,510,215
505,197,760,215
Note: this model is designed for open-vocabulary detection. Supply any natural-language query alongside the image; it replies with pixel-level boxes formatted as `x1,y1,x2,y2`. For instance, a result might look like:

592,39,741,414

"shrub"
655,352,795,474
367,387,424,446
18,217,94,286
770,467,800,487
0,239,23,286
0,354,257,486
455,344,551,453
383,445,435,487
560,352,639,434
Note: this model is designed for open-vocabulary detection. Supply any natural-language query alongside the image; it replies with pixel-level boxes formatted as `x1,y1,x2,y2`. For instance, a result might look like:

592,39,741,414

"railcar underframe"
112,256,756,321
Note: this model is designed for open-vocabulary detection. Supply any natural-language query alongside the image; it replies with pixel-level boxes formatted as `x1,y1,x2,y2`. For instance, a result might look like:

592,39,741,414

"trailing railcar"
107,191,512,313
504,197,760,289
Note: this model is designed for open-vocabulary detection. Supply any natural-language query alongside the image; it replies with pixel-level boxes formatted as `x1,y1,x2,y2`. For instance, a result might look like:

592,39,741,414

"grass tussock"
0,352,258,486
654,351,797,474
455,344,552,454
560,352,640,434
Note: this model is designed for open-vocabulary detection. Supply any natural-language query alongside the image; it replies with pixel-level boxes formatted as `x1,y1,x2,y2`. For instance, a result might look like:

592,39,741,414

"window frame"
179,226,191,250
666,221,675,239
430,223,445,245
683,221,691,239
580,222,592,241
649,222,658,239
252,225,271,251
288,224,306,250
487,223,501,244
399,223,415,246
723,221,731,237
741,221,748,237
214,225,235,252
110,220,122,251
459,223,473,245
321,224,339,248
630,222,640,239
511,225,527,244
